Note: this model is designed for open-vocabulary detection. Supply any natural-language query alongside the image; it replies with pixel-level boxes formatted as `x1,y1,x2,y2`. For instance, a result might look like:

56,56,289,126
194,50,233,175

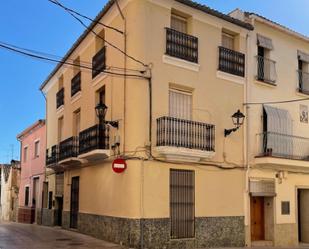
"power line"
48,0,124,34
244,97,309,105
49,0,148,68
0,42,149,79
0,40,144,73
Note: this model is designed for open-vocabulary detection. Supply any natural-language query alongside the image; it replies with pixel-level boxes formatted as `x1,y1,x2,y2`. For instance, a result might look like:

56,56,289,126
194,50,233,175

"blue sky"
0,0,308,163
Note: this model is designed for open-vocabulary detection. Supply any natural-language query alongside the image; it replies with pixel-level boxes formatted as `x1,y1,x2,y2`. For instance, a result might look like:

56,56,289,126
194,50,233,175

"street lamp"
224,109,245,137
95,102,108,126
95,102,119,129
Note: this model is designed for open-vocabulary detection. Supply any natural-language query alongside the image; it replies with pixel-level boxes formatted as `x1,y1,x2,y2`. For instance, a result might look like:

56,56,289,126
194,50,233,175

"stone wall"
66,212,245,249
274,223,298,247
62,211,70,229
42,208,55,226
195,216,245,248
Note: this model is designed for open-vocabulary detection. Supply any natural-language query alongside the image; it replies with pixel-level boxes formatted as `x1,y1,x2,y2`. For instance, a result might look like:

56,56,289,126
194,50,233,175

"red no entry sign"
112,158,127,173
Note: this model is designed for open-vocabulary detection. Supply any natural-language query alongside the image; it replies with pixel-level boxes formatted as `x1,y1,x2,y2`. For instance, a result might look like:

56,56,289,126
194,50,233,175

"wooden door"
70,177,79,229
251,196,265,241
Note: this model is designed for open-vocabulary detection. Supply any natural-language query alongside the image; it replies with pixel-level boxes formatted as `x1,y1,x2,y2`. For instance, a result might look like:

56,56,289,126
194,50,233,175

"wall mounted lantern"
224,109,245,137
95,102,119,128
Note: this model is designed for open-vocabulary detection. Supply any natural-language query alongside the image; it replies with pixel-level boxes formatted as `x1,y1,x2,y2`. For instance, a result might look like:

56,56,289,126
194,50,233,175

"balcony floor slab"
156,146,215,163
78,149,110,161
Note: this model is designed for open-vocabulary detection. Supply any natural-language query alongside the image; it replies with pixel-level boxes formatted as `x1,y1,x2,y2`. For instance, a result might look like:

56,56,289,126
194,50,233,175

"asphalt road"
0,222,125,249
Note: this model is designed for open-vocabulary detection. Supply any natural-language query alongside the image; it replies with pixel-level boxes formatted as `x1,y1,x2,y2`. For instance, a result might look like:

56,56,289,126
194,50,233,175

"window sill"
56,105,64,114
71,91,82,104
162,55,200,72
254,79,277,88
92,73,108,87
216,71,245,85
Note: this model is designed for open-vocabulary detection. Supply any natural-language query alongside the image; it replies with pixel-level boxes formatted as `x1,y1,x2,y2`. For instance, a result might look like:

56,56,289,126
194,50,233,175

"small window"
58,75,64,90
281,201,290,215
25,186,29,206
169,88,192,120
73,109,81,136
34,141,40,158
171,13,187,33
95,29,105,53
48,191,53,209
58,117,64,143
23,147,28,162
222,32,234,50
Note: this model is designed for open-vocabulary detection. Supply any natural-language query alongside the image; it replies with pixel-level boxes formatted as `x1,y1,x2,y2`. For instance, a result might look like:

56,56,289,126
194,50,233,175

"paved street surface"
0,222,125,249
1,222,309,249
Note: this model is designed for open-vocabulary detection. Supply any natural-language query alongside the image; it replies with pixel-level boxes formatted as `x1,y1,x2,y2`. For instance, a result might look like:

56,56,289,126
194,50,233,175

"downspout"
244,31,251,246
115,0,127,155
40,89,47,223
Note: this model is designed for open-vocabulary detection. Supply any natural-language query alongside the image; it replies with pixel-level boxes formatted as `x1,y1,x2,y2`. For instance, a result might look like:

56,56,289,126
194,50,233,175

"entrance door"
298,189,309,243
70,177,79,229
251,196,265,241
56,197,63,226
33,178,40,223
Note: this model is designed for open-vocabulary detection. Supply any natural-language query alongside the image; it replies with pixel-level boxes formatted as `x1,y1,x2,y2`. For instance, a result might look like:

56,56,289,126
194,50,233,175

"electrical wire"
0,40,145,73
48,0,124,34
49,0,148,68
244,97,309,105
0,42,149,80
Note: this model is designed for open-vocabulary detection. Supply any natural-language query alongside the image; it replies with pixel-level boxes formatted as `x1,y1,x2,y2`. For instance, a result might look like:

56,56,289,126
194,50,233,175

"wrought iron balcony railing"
257,132,309,161
157,116,215,151
46,145,59,166
92,46,106,78
71,72,81,97
56,88,64,109
165,28,198,63
58,136,79,161
256,56,277,84
298,70,309,94
218,46,245,77
79,124,110,155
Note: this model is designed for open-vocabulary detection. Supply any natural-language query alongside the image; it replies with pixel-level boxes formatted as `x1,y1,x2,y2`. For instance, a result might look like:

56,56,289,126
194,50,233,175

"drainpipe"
115,0,127,155
40,89,47,223
244,31,251,246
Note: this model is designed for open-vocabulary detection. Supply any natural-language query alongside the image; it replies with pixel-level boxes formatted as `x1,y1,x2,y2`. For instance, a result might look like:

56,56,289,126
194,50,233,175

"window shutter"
169,89,192,120
171,14,187,33
222,33,234,50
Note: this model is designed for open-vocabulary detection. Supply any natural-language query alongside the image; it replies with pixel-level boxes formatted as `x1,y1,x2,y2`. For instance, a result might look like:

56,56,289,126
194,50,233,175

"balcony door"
70,176,79,229
169,89,192,120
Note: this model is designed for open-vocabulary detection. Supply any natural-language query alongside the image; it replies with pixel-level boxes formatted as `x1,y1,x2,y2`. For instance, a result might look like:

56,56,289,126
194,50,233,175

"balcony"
46,145,58,166
71,72,81,97
156,116,215,162
92,46,106,78
256,56,277,85
56,88,64,109
78,124,110,161
58,136,83,166
298,70,309,94
165,28,198,63
255,132,309,170
218,46,245,77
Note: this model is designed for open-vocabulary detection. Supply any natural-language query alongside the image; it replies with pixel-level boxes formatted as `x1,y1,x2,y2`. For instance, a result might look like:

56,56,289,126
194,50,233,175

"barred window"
170,169,195,239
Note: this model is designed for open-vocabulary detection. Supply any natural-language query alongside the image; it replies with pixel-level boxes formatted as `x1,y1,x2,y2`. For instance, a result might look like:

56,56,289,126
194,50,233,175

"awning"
257,34,274,50
263,105,292,134
250,179,276,197
298,50,309,63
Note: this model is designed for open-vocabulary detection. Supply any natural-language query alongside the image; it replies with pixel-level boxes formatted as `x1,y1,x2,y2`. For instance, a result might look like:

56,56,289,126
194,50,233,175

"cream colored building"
230,10,309,247
40,0,253,248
